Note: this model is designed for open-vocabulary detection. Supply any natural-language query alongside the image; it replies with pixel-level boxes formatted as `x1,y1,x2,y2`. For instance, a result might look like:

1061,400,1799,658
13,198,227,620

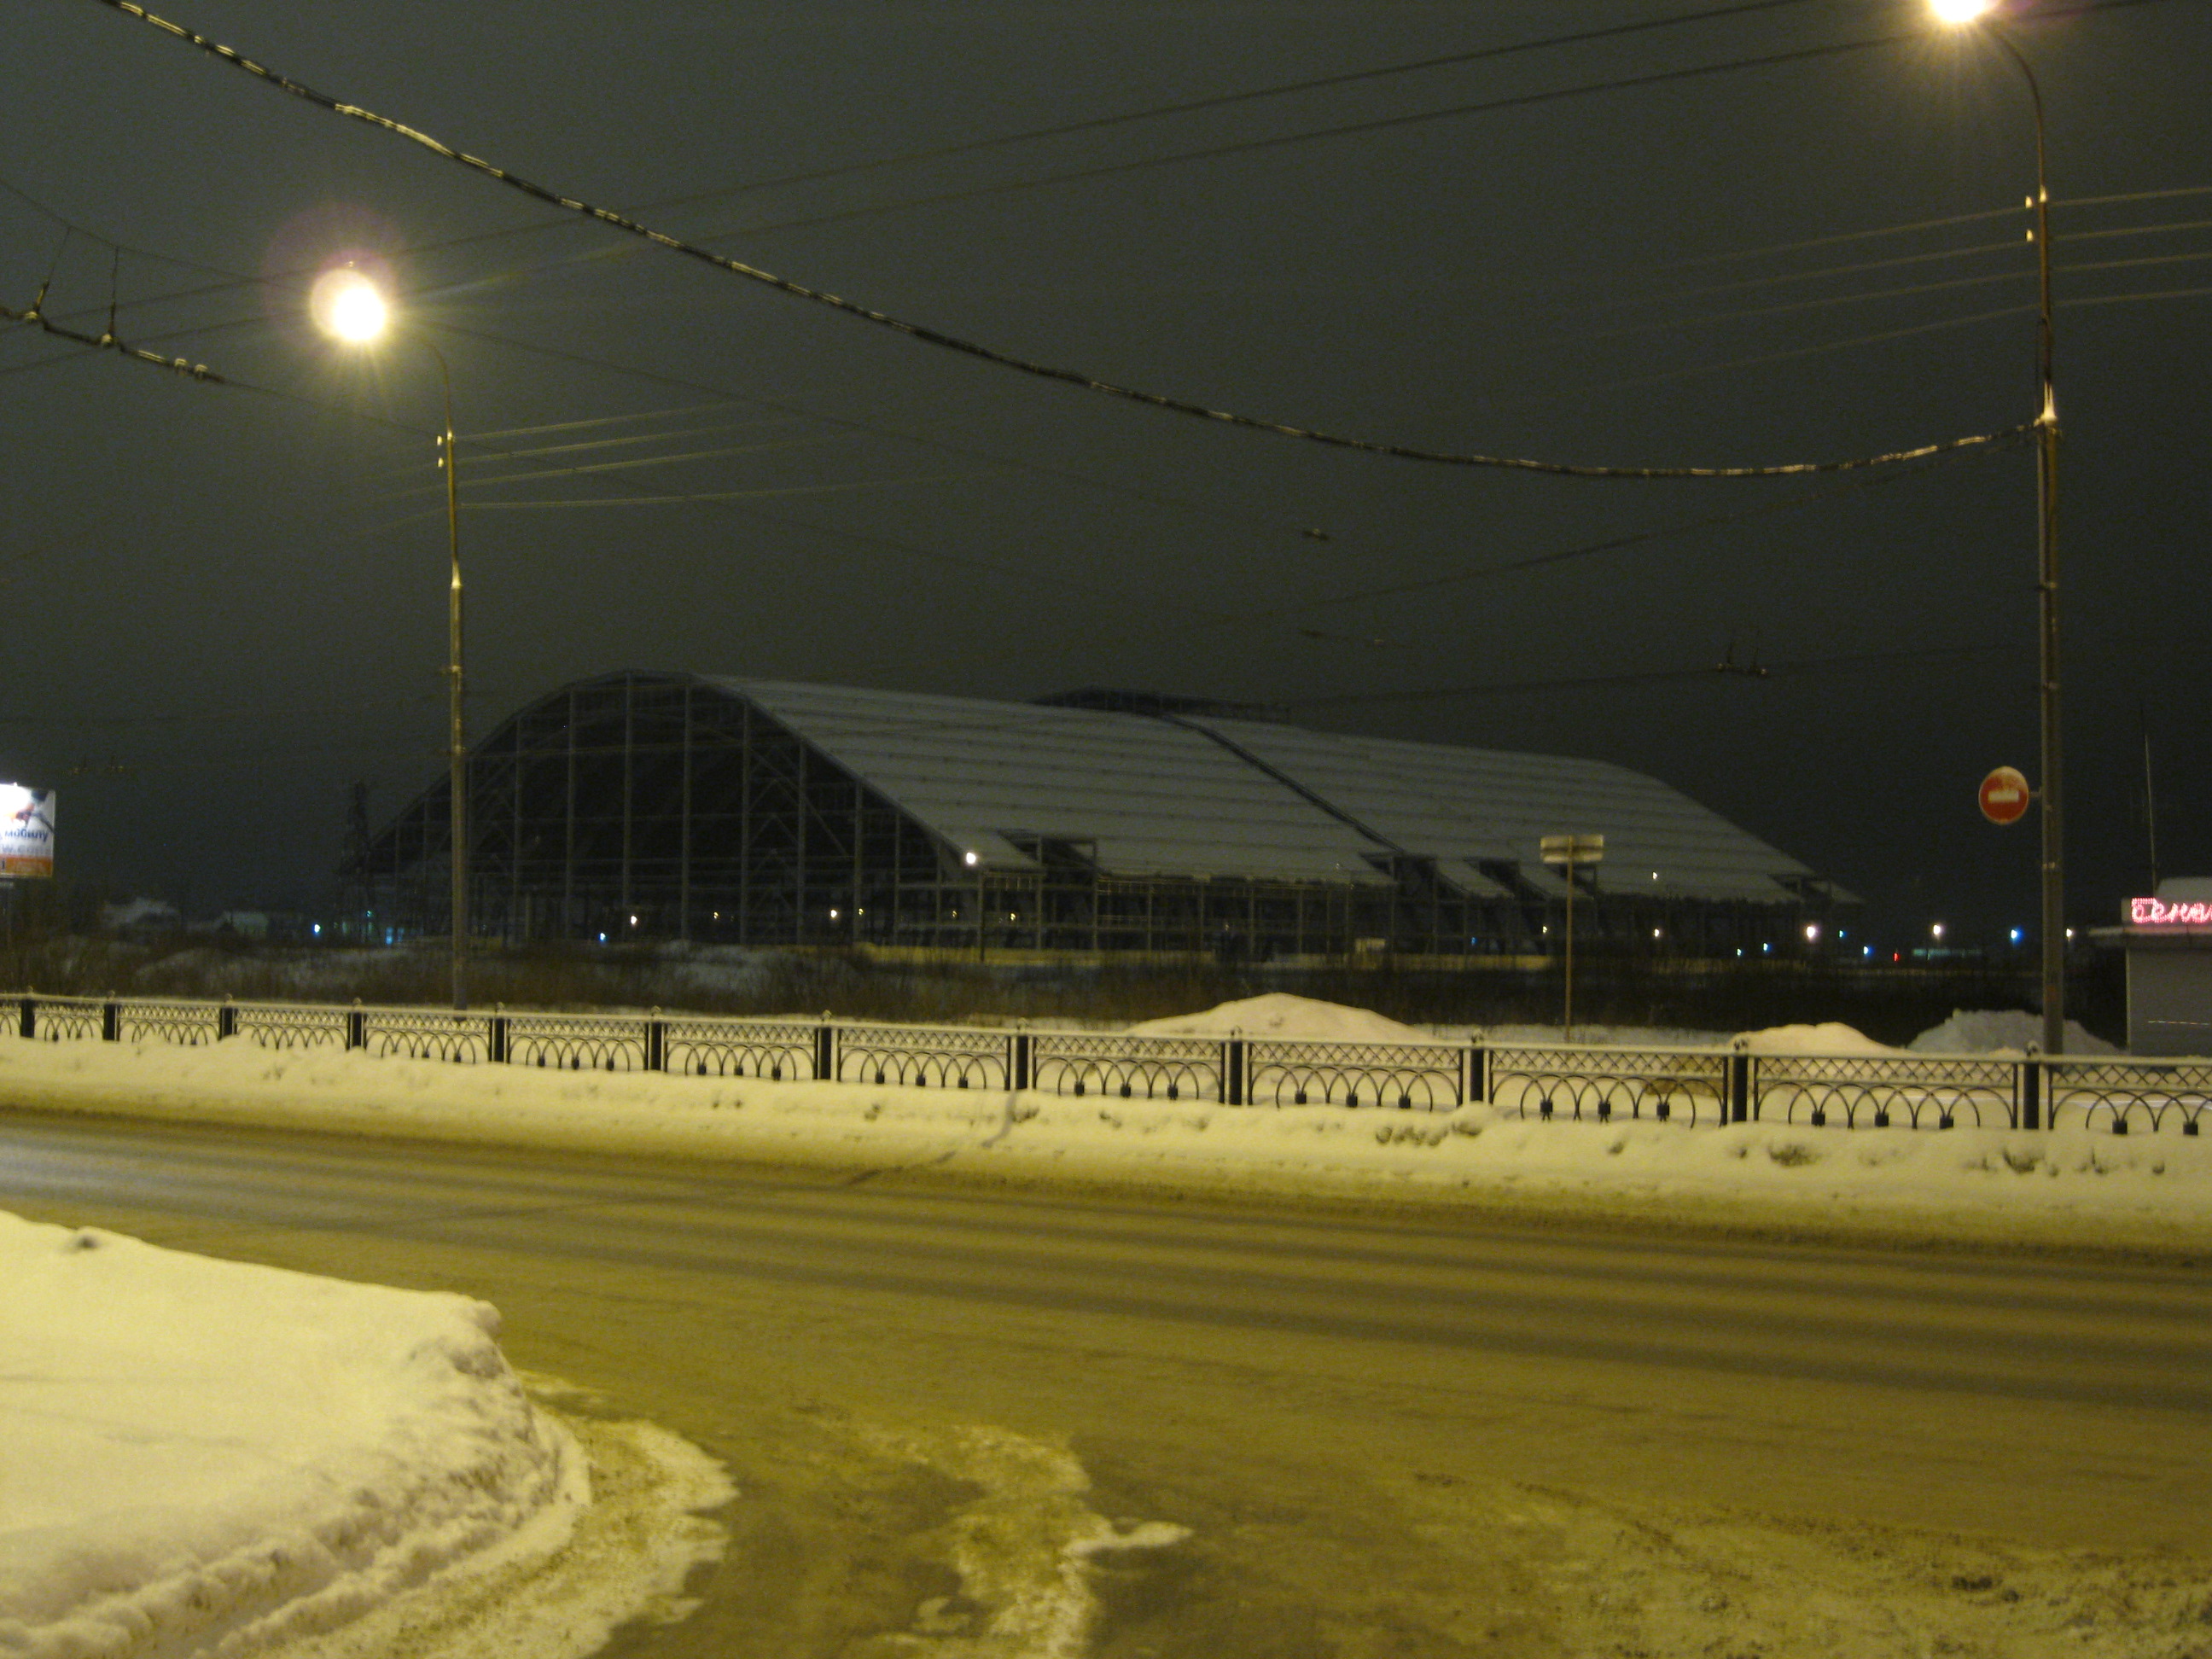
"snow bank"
1908,1008,2117,1056
1732,1022,1897,1055
4,1014,2210,1254
0,1213,572,1659
1127,992,1439,1043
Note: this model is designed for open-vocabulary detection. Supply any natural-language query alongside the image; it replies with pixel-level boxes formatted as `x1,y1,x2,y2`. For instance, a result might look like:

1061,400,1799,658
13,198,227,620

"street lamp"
312,265,470,1010
1932,0,2064,1059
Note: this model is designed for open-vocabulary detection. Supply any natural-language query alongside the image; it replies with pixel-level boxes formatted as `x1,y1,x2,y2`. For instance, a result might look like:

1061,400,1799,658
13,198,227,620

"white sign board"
1539,834,1604,866
0,784,55,877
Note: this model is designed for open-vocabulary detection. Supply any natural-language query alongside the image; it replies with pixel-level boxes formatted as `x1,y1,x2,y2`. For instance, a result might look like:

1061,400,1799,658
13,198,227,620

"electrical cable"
1272,450,1985,620
3,297,226,381
424,318,1342,540
647,0,1846,217
87,0,2033,480
451,472,987,511
423,434,839,493
1284,643,2003,710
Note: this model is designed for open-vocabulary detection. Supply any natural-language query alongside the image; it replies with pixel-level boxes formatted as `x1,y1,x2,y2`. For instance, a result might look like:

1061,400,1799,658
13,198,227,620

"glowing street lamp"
1931,0,2064,1061
312,265,470,1010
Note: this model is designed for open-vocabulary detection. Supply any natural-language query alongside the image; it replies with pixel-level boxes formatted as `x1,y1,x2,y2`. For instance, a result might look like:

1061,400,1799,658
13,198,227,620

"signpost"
1540,834,1604,1040
1979,766,2031,827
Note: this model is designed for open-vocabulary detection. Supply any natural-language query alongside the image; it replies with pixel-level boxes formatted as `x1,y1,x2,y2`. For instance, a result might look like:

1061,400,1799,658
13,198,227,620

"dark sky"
4,0,2208,947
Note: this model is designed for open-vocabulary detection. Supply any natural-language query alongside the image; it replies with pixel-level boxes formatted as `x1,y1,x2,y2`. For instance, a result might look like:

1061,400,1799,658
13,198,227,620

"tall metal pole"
1562,870,1575,1042
423,341,467,1011
1987,26,2062,1062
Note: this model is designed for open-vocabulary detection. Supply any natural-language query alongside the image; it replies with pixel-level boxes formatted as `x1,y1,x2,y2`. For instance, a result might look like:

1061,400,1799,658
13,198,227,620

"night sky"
4,0,2208,950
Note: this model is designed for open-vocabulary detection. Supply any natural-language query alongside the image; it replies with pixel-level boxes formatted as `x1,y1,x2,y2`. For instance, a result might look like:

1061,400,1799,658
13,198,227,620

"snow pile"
4,1001,2210,1252
0,1213,572,1658
1908,1008,2117,1056
1732,1022,1898,1055
1128,992,1439,1043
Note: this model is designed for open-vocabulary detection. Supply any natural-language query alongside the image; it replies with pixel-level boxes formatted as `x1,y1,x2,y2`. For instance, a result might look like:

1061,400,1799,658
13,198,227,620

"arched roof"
670,676,1824,902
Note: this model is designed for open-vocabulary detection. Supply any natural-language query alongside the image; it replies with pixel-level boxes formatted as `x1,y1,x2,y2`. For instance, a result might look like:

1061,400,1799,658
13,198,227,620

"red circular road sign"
1979,765,2032,825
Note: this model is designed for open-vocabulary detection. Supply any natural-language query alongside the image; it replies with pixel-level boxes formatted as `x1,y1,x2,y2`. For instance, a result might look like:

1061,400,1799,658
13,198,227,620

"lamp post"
1934,0,2064,1059
313,267,470,1010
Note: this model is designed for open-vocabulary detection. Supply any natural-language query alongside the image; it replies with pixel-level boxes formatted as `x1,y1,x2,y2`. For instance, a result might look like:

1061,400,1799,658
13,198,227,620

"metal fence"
3,992,2200,1134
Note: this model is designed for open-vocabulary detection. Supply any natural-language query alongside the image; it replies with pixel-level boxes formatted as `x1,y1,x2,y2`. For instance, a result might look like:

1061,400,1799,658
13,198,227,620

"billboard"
0,784,55,877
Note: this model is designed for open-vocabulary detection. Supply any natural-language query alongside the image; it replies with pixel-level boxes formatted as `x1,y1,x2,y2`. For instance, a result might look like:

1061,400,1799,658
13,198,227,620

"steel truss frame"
343,672,1825,958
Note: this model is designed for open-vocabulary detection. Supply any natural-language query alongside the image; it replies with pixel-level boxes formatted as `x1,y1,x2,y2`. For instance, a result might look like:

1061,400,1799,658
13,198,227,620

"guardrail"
2,992,2200,1134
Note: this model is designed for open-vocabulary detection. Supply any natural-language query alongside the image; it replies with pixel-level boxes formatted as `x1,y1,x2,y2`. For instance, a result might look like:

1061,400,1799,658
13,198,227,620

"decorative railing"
663,1017,819,1081
1029,1033,1221,1102
1488,1045,1731,1126
501,1013,650,1073
1751,1052,2019,1131
835,1022,1010,1090
1246,1039,1465,1110
2045,1057,2212,1136
0,991,2197,1134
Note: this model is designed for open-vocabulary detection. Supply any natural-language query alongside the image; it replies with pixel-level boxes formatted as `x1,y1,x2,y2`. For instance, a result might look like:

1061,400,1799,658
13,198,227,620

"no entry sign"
1979,766,2032,825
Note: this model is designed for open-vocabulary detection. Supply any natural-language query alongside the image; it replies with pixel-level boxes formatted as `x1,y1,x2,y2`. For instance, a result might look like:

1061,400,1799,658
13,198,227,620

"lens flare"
311,266,389,343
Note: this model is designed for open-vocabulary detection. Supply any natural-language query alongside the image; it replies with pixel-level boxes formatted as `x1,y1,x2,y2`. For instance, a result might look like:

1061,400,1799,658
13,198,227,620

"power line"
650,0,1844,217
453,472,984,511
1273,450,1990,620
3,296,228,382
427,320,1340,540
88,0,2030,480
1284,643,2001,710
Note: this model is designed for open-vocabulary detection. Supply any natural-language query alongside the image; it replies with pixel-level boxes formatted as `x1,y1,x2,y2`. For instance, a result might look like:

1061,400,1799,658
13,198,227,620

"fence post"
216,998,237,1041
1010,1027,1031,1092
814,1016,835,1082
102,999,119,1043
346,1000,366,1051
1728,1047,1751,1125
1465,1040,1487,1104
1225,1035,1246,1105
643,1009,664,1074
2021,1052,2043,1132
18,995,32,1040
489,1006,509,1066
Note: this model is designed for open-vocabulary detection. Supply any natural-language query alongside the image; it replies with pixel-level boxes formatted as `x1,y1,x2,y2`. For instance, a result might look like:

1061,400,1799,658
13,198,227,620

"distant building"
2110,878,2212,1054
342,670,1848,959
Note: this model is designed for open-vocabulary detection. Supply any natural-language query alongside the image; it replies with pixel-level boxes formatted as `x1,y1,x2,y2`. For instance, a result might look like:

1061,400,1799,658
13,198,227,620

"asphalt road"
5,1107,2210,1658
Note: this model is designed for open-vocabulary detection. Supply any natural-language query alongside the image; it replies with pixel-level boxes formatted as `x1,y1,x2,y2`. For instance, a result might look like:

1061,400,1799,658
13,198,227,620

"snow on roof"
709,678,1393,885
1190,715,1816,904
685,677,1821,902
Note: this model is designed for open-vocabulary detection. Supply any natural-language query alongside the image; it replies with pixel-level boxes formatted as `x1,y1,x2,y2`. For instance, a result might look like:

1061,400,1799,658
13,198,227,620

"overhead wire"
0,183,1345,547
649,0,1847,217
1283,643,2004,711
3,296,228,382
1273,449,1986,622
86,0,2033,480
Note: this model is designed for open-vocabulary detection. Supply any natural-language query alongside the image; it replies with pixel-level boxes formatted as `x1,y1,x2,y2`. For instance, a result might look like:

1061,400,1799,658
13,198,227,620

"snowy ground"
0,996,2192,1254
0,1211,732,1659
2,993,2203,1659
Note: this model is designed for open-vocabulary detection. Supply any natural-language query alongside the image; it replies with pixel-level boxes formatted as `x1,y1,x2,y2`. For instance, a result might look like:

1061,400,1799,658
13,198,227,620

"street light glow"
1930,0,1997,22
310,266,388,344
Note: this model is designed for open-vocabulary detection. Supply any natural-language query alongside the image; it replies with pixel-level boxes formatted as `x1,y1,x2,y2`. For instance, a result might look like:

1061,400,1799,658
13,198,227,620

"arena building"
343,670,1848,960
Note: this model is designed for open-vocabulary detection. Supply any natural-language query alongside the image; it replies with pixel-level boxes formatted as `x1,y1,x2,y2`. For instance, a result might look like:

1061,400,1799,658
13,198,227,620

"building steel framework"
346,672,1827,960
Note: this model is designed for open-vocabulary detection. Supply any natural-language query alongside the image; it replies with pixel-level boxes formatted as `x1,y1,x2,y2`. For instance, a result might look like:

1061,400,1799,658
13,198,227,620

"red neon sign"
2131,896,2212,926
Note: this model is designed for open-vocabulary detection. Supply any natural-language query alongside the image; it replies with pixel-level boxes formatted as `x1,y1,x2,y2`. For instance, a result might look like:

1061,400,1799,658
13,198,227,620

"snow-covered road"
4,995,2209,1658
